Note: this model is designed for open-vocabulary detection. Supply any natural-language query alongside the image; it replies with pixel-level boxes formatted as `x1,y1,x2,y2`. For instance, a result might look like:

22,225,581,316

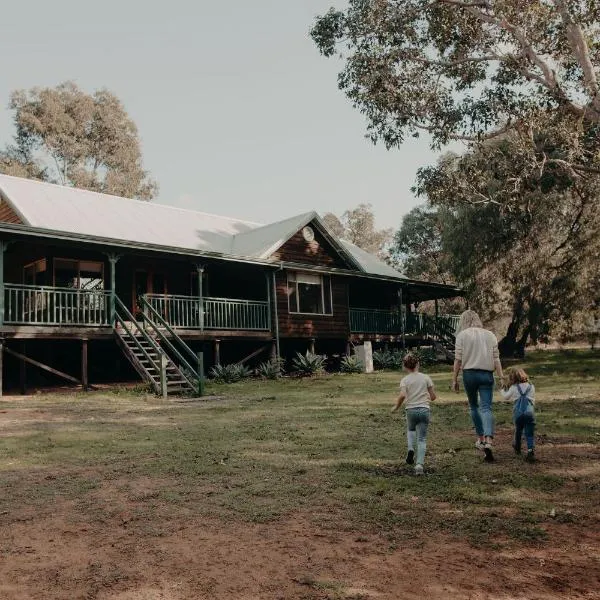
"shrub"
372,349,405,370
340,355,363,373
412,347,437,367
255,358,285,379
291,351,326,376
209,363,252,383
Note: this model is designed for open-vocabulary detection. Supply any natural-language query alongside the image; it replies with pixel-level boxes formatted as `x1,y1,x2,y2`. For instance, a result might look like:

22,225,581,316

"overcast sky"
0,0,454,229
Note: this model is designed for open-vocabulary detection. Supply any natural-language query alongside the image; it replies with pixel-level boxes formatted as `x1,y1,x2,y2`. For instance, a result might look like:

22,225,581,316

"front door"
133,271,167,319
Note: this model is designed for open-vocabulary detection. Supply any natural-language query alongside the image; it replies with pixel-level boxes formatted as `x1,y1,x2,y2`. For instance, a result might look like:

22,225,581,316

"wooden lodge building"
0,174,462,396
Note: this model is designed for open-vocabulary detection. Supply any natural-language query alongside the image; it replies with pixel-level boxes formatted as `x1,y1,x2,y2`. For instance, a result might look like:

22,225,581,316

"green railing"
145,294,270,331
350,307,459,337
4,283,111,326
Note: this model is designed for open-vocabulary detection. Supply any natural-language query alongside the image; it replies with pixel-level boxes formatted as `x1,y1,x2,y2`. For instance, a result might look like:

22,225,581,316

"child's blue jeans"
406,407,430,466
462,369,495,437
514,413,535,451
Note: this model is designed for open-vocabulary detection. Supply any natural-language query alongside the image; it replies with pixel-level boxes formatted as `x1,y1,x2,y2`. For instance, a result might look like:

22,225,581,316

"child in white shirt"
501,368,536,462
392,353,436,475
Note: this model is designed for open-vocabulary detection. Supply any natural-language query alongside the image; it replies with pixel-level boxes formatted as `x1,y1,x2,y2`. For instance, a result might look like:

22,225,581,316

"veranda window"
54,258,104,289
288,271,332,315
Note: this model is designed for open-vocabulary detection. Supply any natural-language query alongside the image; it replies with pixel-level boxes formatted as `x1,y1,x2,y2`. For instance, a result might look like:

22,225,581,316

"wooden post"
107,254,120,327
270,340,277,360
399,287,406,349
81,339,89,391
0,242,5,327
309,338,315,354
345,340,351,357
214,339,221,366
197,351,205,397
20,341,27,395
160,354,168,399
0,339,3,399
196,265,204,331
271,271,280,359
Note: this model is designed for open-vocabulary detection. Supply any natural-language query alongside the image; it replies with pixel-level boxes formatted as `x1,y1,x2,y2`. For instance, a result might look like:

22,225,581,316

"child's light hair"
508,368,529,385
403,353,419,370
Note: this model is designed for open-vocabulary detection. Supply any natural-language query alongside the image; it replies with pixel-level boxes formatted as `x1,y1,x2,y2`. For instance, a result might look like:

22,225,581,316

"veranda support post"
107,254,121,327
0,241,7,327
196,265,204,331
398,287,406,349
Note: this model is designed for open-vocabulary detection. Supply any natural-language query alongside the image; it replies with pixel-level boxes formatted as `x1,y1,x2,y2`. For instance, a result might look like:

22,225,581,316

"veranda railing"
144,294,270,331
3,283,111,326
349,307,459,337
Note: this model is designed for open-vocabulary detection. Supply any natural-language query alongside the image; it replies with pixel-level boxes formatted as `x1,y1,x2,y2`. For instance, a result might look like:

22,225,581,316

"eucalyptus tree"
0,81,157,200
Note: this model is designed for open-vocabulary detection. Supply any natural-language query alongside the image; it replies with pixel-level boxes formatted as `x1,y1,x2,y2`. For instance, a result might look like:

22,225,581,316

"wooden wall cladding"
0,199,23,224
271,227,348,268
276,271,349,339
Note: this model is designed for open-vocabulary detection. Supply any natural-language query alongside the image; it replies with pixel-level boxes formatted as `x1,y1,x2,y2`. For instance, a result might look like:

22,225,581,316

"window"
23,259,47,286
54,258,104,290
288,271,332,315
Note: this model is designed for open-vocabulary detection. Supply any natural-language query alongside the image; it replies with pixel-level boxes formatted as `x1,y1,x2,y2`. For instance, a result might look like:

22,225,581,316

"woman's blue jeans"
406,407,430,466
462,369,495,437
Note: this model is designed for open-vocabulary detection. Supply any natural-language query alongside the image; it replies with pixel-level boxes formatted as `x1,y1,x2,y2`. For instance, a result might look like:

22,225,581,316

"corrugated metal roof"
0,173,406,280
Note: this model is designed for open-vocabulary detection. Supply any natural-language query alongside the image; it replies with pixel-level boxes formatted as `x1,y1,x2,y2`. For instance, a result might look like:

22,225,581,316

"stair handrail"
114,296,162,375
139,295,200,387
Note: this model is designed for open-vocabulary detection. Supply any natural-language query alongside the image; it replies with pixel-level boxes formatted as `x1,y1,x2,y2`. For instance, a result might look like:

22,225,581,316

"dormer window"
287,271,332,315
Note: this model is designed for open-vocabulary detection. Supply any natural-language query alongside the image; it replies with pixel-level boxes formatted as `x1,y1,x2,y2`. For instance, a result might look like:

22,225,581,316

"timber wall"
276,271,349,339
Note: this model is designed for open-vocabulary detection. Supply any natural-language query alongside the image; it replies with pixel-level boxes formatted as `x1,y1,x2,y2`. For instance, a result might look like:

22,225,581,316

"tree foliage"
322,203,393,258
0,81,157,200
395,144,600,355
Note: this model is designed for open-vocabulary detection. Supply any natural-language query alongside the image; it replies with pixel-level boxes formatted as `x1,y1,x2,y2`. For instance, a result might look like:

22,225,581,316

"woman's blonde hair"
508,368,529,385
456,309,483,333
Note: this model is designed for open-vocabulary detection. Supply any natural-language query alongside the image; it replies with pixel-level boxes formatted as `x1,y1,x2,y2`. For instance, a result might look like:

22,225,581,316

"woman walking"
452,310,503,462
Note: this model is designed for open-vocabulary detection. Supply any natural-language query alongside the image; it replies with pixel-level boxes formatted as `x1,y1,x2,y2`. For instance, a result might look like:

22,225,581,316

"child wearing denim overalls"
502,368,536,463
392,353,436,475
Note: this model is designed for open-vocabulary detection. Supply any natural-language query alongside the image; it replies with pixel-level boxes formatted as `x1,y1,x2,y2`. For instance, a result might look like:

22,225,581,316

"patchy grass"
0,350,598,549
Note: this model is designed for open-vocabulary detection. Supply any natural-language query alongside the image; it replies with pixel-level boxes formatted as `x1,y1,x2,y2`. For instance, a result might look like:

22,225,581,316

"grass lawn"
0,349,599,599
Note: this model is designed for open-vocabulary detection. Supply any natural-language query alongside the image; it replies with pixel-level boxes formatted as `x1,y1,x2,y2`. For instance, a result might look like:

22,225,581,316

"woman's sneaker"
483,442,495,463
525,449,536,463
414,464,424,475
475,440,485,450
406,449,415,465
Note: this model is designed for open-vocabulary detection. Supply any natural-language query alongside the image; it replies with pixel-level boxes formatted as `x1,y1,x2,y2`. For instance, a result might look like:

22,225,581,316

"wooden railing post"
160,354,168,399
196,265,204,331
197,351,205,397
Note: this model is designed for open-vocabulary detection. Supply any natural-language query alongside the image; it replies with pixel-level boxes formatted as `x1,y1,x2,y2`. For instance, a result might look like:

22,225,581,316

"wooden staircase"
113,296,200,397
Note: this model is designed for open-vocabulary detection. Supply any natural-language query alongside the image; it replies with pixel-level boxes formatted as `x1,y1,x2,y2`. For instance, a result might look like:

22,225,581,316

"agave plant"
291,351,326,376
340,355,363,374
210,363,252,383
255,358,285,379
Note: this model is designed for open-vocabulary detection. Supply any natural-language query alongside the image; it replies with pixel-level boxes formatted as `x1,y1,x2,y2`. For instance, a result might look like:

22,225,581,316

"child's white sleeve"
426,375,434,389
500,386,514,401
529,384,536,404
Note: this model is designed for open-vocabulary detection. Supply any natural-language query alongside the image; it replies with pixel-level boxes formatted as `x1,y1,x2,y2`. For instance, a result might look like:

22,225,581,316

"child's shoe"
406,449,415,465
414,464,424,476
475,439,485,450
525,449,535,463
483,442,495,463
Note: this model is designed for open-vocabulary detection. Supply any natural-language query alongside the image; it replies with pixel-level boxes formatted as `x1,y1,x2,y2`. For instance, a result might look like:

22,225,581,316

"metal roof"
0,173,408,280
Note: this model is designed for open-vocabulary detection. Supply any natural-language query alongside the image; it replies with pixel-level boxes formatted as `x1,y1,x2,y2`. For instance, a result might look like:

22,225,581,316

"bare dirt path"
1,489,599,600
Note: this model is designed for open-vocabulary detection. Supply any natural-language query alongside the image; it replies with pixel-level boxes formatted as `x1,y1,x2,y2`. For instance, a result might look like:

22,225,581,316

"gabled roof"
0,173,407,280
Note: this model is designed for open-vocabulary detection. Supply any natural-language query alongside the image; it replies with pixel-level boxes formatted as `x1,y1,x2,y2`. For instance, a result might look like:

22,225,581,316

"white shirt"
501,383,536,405
400,372,434,410
455,327,499,371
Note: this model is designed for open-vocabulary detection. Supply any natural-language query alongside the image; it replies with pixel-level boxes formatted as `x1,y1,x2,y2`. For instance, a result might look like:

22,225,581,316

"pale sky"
0,0,450,229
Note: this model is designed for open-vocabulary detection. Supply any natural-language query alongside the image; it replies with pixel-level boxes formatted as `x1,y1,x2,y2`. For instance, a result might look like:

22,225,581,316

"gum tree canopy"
0,81,157,200
311,1,600,190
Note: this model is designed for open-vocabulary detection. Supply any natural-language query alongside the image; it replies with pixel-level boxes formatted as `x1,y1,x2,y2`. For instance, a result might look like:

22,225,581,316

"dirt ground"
1,476,599,600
